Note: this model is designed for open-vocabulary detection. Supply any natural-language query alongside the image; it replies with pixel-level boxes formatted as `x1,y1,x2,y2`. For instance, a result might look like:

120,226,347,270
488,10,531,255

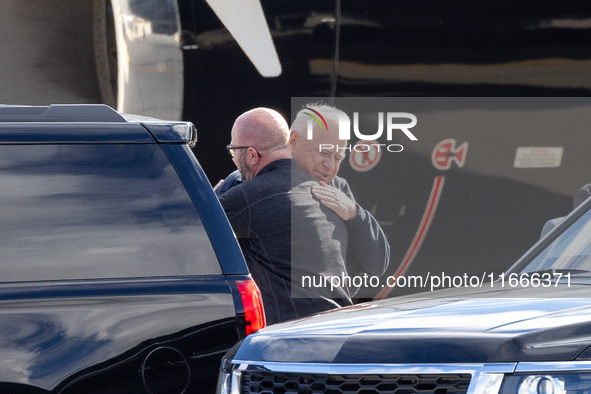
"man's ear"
289,131,298,150
247,147,260,164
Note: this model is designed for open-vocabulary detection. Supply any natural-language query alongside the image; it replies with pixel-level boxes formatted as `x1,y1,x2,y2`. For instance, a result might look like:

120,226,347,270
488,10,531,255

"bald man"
218,108,357,325
223,108,292,181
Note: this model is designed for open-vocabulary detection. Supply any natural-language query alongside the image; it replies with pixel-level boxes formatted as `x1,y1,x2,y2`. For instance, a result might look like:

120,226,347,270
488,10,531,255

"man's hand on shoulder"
213,179,224,192
311,181,358,221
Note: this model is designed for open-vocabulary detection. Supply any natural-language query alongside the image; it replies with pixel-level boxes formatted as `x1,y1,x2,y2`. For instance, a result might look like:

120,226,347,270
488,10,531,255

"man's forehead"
309,128,347,145
320,143,347,154
305,134,345,148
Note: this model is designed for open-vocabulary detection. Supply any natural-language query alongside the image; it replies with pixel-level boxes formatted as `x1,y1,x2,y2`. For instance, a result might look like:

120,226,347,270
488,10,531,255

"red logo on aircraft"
432,139,468,170
350,140,382,172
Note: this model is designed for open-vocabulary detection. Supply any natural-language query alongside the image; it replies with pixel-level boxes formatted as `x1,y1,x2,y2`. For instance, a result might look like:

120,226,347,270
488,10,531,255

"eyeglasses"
226,144,262,158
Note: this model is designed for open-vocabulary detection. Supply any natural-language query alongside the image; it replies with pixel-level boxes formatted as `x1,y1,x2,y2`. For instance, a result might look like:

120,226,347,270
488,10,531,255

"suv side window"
0,144,221,281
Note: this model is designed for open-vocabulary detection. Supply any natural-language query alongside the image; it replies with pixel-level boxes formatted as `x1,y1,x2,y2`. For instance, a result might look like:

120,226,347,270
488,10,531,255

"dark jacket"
218,160,389,324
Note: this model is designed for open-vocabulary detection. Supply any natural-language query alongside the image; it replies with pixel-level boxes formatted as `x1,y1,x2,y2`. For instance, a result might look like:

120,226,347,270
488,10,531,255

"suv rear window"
0,144,221,281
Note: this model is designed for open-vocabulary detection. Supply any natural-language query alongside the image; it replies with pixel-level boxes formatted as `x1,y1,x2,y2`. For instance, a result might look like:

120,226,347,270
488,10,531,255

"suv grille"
240,372,471,394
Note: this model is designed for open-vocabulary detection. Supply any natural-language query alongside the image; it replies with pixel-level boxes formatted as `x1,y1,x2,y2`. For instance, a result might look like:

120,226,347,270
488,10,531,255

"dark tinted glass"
521,207,591,274
0,144,221,281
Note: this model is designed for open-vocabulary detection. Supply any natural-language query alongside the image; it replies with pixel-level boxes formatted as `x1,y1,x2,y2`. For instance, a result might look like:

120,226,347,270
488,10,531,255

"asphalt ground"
0,0,100,105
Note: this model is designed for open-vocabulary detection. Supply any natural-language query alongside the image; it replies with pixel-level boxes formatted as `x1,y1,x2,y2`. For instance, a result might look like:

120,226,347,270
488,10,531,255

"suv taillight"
236,279,266,335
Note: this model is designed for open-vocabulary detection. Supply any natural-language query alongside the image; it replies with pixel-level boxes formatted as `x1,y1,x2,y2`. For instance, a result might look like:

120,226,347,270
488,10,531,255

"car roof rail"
0,104,126,123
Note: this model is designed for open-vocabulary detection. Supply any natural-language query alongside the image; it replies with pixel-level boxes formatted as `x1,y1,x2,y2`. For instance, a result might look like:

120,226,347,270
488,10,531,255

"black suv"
0,104,264,394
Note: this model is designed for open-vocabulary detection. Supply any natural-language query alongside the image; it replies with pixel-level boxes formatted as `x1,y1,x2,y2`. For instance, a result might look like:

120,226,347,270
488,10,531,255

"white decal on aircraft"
205,0,282,77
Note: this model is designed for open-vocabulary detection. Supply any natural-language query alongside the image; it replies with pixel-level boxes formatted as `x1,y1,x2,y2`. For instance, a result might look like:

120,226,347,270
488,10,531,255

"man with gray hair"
289,104,390,294
218,107,358,325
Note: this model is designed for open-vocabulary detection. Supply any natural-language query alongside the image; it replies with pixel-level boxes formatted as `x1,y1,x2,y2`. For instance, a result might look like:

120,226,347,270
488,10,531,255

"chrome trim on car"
231,361,517,375
515,362,591,373
472,373,505,394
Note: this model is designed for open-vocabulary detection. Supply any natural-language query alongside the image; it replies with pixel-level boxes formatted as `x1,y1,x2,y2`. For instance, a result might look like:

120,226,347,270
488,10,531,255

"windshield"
520,207,591,274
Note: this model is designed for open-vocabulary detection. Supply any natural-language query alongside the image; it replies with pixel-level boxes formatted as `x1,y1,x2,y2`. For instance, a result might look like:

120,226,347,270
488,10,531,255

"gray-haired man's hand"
311,181,358,221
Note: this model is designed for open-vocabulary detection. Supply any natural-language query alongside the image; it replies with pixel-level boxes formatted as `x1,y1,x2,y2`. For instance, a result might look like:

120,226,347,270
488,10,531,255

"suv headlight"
518,376,566,394
502,374,591,394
